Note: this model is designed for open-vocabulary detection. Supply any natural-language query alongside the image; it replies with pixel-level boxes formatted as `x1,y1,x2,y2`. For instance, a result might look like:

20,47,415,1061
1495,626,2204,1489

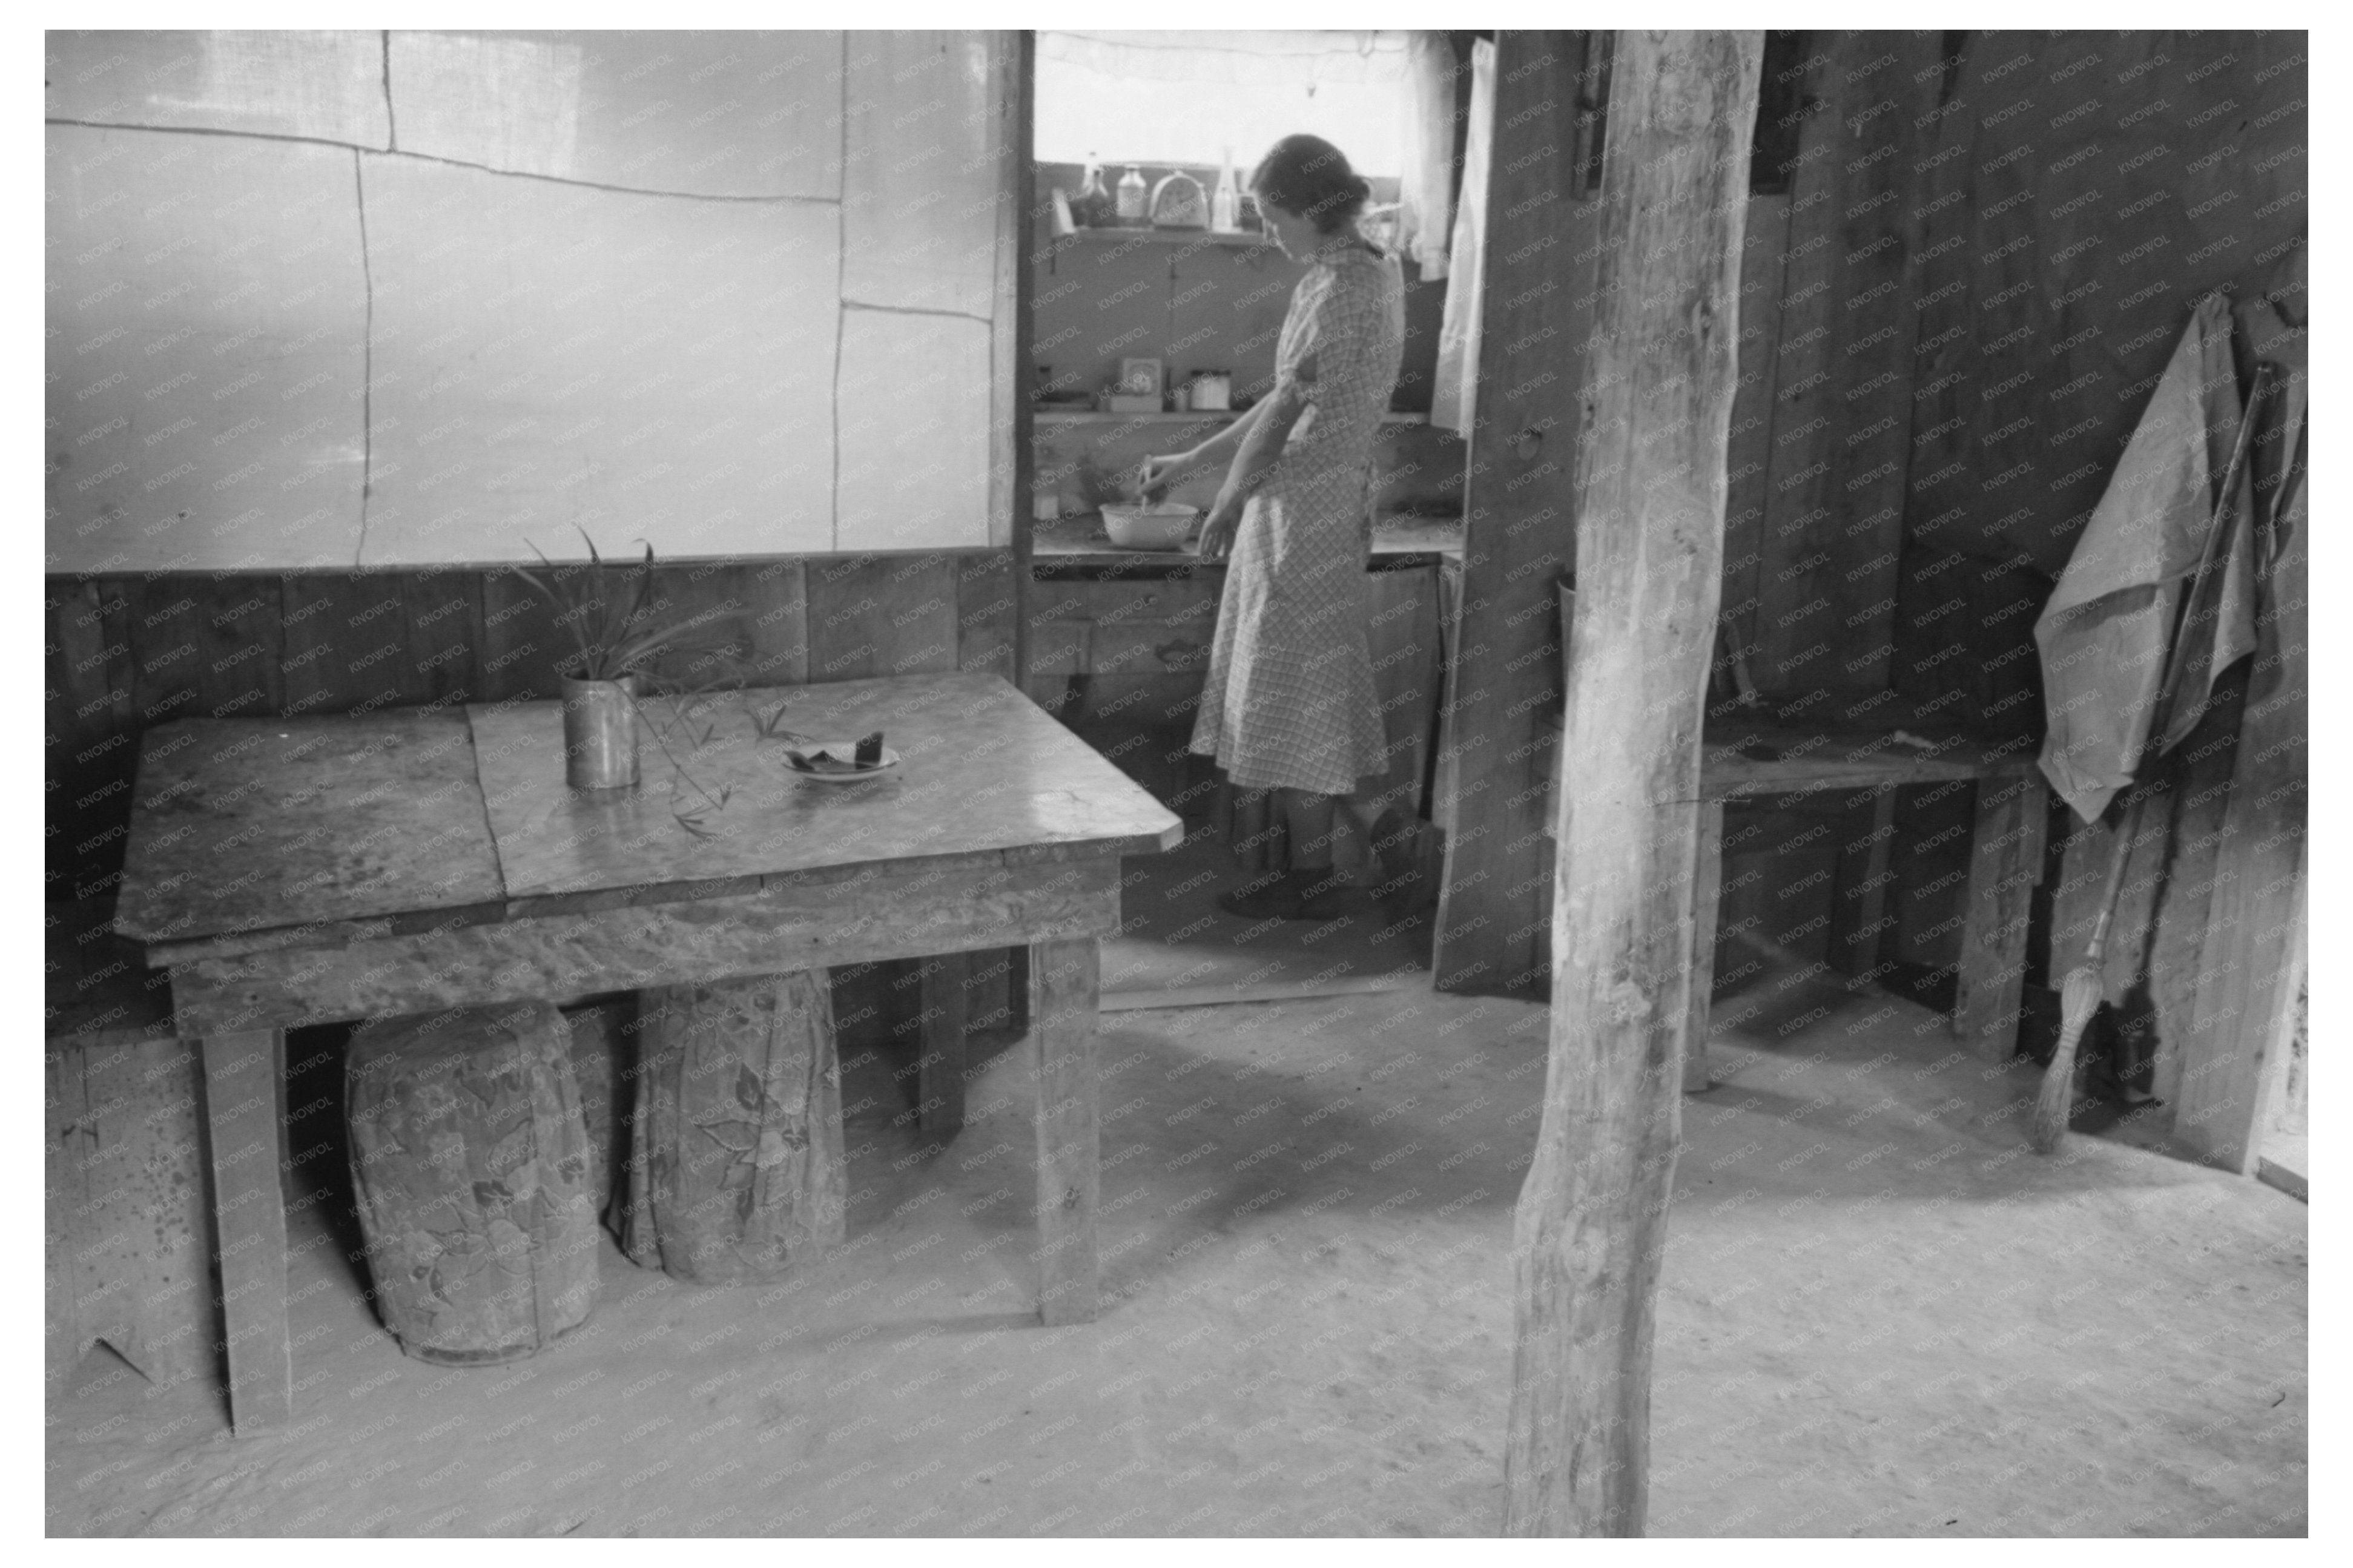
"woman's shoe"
1294,881,1376,922
1366,812,1432,911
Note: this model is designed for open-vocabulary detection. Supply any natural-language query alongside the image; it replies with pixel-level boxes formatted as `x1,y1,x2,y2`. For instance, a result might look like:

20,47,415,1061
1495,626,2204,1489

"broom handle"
2081,793,2140,966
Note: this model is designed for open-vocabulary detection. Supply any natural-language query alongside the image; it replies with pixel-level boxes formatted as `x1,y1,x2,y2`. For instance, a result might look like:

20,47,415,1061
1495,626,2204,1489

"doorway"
1014,30,1471,1006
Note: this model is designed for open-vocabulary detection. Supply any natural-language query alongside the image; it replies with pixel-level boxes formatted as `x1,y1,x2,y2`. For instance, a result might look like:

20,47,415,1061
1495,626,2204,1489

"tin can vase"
561,672,639,790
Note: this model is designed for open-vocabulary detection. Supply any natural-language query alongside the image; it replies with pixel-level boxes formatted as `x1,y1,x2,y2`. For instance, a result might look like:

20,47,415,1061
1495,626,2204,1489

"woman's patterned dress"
1189,231,1406,797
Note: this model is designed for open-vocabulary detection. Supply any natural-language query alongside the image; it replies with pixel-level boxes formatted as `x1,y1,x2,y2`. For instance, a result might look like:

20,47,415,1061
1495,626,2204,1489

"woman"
1140,134,1412,921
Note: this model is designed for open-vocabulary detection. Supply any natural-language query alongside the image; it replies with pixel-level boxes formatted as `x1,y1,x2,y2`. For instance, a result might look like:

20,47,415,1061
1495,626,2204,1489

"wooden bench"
1534,713,2050,1089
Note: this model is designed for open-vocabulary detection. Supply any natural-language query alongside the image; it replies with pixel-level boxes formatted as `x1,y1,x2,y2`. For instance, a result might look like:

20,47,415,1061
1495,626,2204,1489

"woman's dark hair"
1250,134,1371,234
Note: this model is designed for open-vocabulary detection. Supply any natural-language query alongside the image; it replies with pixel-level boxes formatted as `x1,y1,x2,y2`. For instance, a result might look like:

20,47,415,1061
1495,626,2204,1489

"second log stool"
346,1001,601,1366
616,971,846,1285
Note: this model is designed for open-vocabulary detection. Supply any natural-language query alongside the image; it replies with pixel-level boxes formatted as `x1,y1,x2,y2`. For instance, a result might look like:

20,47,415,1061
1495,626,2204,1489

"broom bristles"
2031,964,2104,1153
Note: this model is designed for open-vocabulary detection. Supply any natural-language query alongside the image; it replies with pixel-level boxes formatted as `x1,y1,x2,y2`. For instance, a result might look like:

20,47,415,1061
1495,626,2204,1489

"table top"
116,672,1183,957
113,707,504,949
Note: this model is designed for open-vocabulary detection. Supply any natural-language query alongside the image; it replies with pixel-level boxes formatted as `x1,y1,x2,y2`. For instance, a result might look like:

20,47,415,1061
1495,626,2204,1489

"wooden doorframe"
1430,31,1609,998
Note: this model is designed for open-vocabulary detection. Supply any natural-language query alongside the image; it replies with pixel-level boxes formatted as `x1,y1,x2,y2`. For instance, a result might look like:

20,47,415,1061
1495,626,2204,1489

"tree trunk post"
1503,28,1763,1538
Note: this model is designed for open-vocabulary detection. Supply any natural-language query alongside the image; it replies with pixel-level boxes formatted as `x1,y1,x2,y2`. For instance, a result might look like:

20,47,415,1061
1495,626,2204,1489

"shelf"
1035,410,1434,426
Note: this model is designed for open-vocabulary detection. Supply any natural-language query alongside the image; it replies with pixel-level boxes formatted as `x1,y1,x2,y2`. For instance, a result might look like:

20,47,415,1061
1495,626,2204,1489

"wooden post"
1952,772,2050,1061
917,952,969,1134
1827,789,1899,979
1504,30,1760,1538
1677,802,1726,1094
1028,937,1100,1326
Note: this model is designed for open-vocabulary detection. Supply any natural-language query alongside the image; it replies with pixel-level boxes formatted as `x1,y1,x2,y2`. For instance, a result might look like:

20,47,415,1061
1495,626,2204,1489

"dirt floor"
45,945,2306,1538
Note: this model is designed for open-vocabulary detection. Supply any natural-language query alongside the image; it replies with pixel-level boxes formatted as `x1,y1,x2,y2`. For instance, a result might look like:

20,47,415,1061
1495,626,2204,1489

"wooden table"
113,673,1183,1434
1676,720,2050,1091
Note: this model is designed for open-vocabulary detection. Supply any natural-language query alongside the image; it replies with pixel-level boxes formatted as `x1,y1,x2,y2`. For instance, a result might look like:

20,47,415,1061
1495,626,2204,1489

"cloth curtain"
1394,32,1457,281
2035,292,2258,825
1431,38,1494,436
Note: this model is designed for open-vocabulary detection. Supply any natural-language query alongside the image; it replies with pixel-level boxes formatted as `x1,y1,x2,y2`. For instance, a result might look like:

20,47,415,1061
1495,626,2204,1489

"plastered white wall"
44,28,1015,572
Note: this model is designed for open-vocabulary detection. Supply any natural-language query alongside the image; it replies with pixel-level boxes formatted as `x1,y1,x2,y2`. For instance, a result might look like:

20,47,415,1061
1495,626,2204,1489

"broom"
2029,367,2271,1154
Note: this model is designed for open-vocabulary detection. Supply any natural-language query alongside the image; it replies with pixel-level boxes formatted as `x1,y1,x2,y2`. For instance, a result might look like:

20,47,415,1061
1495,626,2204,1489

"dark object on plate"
782,739,899,778
854,731,884,766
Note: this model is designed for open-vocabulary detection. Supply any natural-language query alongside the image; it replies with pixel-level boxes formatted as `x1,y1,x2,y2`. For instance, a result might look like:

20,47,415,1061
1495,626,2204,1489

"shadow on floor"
1101,824,1432,1008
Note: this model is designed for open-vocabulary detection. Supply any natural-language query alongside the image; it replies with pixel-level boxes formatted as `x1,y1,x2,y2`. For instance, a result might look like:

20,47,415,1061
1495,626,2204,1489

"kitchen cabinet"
1025,546,1456,826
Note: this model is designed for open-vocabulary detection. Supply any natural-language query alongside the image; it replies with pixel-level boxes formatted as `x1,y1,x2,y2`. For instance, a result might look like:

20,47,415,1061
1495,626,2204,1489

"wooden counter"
1029,510,1462,570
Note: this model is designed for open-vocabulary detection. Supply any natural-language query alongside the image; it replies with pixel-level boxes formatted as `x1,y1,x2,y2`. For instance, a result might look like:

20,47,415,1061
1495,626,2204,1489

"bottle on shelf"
1212,148,1240,232
1073,155,1110,227
1115,165,1148,226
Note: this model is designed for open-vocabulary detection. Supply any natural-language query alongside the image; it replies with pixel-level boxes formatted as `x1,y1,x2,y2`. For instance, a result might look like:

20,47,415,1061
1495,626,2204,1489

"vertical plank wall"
1741,31,1944,699
1893,31,2306,1111
1711,31,2306,1099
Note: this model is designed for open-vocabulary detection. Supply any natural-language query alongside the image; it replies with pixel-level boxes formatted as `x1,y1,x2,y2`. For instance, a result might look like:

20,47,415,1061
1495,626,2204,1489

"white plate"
781,743,900,782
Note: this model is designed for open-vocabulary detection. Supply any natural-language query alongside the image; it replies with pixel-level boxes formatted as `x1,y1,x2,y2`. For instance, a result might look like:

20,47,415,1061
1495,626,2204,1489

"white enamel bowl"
1100,502,1201,551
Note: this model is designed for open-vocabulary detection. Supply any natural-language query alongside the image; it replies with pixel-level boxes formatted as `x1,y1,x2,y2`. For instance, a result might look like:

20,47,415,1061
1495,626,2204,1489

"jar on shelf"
1073,156,1110,227
1115,166,1147,226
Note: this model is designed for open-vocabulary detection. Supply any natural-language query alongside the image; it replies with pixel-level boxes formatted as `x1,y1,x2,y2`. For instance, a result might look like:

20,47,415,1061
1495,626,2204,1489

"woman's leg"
1304,788,1408,894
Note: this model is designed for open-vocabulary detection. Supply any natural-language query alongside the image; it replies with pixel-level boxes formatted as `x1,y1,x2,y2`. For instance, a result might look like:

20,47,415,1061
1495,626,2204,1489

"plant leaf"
520,543,601,677
577,526,619,668
629,541,656,641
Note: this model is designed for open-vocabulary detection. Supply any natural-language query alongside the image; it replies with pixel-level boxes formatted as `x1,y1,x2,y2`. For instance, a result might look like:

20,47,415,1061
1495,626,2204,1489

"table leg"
1028,937,1100,1326
917,953,969,1135
1954,772,2050,1061
197,1028,291,1434
1679,802,1725,1094
1829,788,1899,978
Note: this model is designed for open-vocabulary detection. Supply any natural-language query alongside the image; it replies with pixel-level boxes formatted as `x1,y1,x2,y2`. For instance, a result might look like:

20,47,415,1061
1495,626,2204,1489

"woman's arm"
1188,396,1273,467
1140,398,1272,498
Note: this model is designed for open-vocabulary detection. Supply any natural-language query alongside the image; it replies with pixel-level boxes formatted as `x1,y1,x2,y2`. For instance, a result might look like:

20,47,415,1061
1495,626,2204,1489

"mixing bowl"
1100,502,1201,551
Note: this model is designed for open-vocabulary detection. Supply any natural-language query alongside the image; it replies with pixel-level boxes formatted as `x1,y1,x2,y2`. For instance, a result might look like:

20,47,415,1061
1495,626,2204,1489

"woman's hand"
1136,452,1193,502
1195,489,1246,561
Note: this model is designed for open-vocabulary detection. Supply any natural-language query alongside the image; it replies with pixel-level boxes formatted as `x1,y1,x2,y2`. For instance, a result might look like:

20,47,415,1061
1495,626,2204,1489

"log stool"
616,971,845,1285
346,1002,600,1366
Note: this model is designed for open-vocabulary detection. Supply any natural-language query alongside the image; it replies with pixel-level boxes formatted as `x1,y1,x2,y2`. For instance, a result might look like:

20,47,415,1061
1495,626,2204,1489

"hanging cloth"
2034,292,2259,824
1430,37,1494,436
1394,32,1457,282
